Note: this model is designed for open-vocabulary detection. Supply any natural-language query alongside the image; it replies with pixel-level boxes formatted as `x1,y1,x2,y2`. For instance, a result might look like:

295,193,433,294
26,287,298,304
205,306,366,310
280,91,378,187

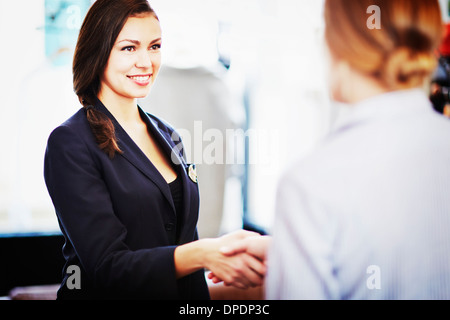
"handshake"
206,230,272,290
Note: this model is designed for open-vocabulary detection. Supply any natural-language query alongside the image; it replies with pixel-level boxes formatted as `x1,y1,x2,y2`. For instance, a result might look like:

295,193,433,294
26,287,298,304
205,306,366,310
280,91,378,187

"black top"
168,175,183,242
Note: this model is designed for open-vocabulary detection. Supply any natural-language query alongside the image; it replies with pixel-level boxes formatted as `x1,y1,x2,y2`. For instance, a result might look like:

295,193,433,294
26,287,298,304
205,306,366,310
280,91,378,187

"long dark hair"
73,0,158,158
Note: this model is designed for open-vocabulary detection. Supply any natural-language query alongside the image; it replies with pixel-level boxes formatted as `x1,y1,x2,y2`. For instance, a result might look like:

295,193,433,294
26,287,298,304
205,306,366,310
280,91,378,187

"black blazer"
44,97,210,300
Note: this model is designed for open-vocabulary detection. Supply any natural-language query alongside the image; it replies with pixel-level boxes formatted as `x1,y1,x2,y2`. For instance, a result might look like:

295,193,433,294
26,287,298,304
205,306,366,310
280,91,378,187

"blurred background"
0,0,448,238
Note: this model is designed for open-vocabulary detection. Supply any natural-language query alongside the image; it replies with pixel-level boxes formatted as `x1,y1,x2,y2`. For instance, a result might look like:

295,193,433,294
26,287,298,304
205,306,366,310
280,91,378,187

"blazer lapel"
93,98,176,214
140,109,195,231
142,111,186,169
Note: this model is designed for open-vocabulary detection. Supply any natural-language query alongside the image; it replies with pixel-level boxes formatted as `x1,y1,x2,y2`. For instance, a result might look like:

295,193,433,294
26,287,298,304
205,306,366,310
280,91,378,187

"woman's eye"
150,44,161,50
122,46,136,52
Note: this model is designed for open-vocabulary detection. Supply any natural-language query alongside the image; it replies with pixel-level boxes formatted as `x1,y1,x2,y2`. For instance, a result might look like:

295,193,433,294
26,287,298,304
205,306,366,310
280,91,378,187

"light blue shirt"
267,89,450,300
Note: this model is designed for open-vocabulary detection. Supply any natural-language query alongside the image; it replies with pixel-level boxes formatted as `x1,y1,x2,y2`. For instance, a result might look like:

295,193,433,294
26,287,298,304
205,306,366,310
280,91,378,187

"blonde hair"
324,0,444,90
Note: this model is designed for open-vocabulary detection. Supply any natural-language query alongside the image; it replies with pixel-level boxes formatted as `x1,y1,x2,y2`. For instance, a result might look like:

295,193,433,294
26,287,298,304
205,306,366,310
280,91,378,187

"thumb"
219,239,248,256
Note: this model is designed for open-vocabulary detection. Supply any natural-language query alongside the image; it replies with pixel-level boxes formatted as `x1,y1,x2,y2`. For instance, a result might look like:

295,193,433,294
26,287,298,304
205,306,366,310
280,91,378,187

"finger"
247,254,267,277
207,272,224,284
231,229,260,241
223,264,253,289
225,280,248,290
212,277,223,284
238,255,266,287
220,239,249,256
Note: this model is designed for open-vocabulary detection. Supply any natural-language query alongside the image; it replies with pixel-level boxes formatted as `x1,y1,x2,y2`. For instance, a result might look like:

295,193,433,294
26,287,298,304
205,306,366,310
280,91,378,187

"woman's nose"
136,50,152,69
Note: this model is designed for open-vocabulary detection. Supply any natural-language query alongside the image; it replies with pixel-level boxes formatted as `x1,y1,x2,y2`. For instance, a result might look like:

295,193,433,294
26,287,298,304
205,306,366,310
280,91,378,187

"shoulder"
45,109,106,179
47,108,94,151
50,108,88,134
279,137,349,185
276,132,364,210
60,108,89,128
144,111,184,144
146,112,177,134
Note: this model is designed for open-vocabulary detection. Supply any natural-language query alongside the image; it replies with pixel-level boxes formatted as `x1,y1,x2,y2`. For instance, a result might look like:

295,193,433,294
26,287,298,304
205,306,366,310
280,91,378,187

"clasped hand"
205,230,271,290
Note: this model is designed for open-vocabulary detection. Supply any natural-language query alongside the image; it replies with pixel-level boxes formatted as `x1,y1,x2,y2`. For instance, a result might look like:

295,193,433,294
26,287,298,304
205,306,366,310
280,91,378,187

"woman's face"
100,14,162,102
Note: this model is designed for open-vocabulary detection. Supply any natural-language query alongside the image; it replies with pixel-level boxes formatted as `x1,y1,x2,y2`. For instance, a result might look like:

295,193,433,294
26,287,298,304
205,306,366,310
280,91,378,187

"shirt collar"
331,88,434,134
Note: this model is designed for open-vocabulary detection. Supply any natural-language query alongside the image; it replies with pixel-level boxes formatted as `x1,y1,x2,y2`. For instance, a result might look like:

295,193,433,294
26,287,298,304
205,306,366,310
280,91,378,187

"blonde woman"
212,0,450,300
267,0,450,300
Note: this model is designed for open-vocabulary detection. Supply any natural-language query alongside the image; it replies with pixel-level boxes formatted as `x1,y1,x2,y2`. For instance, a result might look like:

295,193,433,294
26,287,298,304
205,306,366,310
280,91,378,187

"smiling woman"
96,13,179,182
43,0,266,300
100,16,162,101
72,0,162,158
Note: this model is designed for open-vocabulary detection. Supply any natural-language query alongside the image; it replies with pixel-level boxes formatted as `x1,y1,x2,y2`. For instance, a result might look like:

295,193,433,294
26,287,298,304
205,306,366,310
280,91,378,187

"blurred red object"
440,23,450,56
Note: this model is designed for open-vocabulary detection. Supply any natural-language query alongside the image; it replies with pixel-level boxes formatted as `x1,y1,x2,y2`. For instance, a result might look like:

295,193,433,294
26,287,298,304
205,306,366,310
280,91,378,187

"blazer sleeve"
44,124,179,298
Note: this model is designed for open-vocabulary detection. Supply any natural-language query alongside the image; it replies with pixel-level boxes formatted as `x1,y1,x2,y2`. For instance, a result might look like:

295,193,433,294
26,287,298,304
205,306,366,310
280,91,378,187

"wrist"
174,239,214,278
197,238,219,270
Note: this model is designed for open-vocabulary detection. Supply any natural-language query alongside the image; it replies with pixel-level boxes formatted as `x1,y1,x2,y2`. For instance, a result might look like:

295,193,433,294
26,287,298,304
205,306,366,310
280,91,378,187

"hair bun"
325,0,443,91
382,47,437,89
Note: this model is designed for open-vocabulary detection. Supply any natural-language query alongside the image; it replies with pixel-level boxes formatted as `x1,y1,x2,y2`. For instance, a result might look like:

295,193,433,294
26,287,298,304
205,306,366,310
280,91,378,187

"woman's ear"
444,104,450,118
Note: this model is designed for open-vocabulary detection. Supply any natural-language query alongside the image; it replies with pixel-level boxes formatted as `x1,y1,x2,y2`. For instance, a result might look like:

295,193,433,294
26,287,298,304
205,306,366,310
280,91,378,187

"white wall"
0,0,82,232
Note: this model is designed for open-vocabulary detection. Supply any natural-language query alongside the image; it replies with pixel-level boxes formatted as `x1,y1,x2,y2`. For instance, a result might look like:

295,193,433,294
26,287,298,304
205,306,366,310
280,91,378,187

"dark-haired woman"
44,0,265,300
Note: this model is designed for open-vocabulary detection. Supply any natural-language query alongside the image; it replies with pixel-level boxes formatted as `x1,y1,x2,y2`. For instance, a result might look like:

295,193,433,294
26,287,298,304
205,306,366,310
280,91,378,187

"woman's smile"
127,74,152,86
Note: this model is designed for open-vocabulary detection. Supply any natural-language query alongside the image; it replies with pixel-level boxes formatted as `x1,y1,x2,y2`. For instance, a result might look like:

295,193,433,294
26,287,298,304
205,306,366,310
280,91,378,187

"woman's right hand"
201,230,267,290
174,230,266,290
207,235,272,286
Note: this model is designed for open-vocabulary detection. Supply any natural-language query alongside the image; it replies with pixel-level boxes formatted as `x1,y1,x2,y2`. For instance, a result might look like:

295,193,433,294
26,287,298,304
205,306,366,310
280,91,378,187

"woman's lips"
127,74,152,86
